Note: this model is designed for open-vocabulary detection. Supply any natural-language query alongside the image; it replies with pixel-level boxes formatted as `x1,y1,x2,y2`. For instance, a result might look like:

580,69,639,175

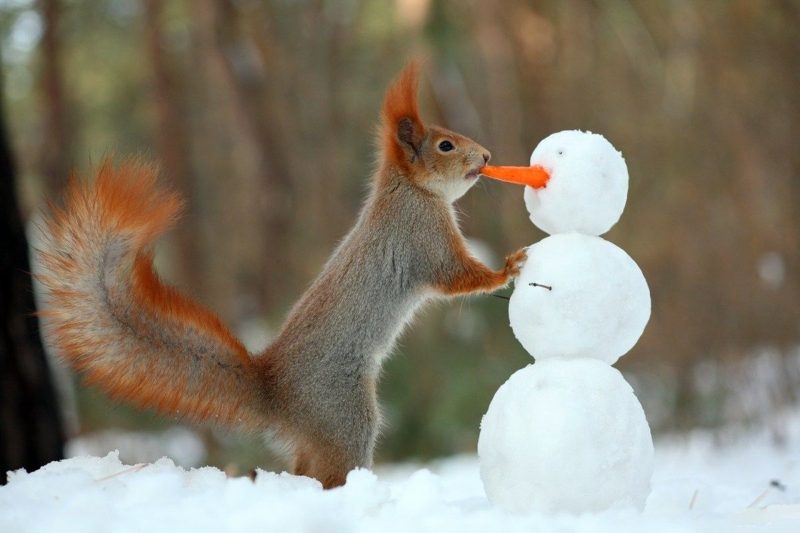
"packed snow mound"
3,411,800,532
524,130,628,236
478,360,654,513
509,233,650,364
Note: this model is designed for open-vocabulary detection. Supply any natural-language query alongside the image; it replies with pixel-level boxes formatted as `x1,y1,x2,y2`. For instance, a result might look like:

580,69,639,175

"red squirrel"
37,62,527,488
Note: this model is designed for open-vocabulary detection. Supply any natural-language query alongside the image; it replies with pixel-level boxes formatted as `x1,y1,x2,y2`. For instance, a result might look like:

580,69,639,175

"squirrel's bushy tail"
38,160,268,429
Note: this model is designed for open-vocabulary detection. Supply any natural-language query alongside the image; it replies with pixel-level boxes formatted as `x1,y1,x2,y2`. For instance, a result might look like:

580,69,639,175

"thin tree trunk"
142,0,201,293
38,0,70,195
194,0,294,312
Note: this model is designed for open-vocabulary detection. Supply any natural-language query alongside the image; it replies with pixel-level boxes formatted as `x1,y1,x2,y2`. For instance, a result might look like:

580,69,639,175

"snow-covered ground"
2,411,800,533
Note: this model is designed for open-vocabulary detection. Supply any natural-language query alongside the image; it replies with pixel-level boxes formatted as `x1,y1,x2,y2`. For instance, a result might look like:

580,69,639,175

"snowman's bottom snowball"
478,359,653,514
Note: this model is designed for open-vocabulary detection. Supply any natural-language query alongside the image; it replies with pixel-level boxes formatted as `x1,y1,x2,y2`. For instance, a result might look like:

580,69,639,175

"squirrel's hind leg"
292,441,354,489
284,379,379,488
290,420,376,489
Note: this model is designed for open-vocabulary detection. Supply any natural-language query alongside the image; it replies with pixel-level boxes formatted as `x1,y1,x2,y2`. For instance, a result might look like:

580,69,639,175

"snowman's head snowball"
525,130,628,236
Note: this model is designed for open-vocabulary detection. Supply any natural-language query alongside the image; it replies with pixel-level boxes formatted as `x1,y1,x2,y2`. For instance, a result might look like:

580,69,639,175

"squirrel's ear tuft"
381,61,426,168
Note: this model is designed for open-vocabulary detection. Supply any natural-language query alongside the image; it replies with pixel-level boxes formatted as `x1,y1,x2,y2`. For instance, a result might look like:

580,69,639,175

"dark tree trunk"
0,80,65,483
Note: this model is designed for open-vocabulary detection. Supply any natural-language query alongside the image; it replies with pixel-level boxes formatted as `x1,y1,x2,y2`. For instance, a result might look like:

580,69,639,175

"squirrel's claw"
504,248,528,279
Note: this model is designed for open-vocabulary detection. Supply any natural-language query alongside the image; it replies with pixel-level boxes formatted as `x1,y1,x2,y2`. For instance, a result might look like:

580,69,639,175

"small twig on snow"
688,489,698,510
95,463,147,482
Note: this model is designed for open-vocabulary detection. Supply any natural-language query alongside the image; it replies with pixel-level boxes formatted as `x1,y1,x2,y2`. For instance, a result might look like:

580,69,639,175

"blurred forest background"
1,0,799,472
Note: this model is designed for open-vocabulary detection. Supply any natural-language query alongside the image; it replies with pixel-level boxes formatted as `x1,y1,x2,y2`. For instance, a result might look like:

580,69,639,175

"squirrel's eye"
438,140,454,152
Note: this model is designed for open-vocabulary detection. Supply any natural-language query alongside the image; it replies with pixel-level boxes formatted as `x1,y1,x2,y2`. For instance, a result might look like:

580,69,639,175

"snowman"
477,130,653,514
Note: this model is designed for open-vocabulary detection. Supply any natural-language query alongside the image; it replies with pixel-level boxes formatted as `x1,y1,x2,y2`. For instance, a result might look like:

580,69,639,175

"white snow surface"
478,360,653,513
3,411,800,533
508,233,651,364
524,130,628,236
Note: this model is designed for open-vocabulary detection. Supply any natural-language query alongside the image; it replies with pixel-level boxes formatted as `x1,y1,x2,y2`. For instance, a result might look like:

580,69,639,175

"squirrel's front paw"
503,248,528,279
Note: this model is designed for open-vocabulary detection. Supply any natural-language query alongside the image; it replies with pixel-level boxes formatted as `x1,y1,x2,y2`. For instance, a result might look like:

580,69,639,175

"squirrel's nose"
482,152,491,164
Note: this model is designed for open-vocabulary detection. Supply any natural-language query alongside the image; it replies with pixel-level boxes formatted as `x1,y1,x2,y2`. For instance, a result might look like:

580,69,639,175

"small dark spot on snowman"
557,149,564,157
770,479,786,491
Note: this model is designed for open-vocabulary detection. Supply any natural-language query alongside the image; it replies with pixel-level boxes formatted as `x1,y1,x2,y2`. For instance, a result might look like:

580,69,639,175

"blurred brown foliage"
1,0,798,466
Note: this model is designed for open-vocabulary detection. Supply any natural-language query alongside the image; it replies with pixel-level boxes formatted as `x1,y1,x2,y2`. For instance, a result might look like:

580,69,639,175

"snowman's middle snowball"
509,233,650,365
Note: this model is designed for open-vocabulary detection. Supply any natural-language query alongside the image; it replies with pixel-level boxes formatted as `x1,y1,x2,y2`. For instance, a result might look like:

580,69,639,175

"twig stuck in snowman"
529,282,552,291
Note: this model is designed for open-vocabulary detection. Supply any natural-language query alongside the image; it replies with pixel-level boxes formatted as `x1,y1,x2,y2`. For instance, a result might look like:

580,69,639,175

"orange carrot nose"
480,165,550,189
